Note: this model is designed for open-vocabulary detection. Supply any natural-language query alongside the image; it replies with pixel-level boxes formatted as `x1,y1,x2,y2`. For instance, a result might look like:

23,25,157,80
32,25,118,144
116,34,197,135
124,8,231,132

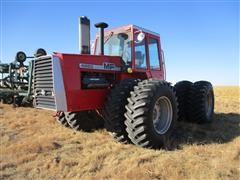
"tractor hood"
33,53,123,112
56,53,123,72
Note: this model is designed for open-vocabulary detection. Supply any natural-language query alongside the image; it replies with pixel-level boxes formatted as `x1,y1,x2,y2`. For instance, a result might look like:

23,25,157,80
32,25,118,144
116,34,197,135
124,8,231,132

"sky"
0,0,239,85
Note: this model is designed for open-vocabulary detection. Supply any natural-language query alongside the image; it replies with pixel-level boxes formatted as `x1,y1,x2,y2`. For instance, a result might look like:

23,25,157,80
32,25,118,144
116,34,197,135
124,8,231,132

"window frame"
148,36,161,71
134,34,148,70
132,28,149,72
147,34,163,72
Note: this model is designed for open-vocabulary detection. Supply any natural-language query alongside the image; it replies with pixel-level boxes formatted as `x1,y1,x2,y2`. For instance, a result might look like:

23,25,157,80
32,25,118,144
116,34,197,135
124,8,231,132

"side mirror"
135,32,145,43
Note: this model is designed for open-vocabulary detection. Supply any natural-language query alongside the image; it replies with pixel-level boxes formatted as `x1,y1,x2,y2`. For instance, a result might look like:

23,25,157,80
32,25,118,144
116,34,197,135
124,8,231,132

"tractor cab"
93,24,164,79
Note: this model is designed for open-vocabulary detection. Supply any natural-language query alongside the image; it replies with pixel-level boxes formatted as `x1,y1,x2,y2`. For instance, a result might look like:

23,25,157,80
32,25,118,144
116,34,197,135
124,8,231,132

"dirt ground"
0,87,239,179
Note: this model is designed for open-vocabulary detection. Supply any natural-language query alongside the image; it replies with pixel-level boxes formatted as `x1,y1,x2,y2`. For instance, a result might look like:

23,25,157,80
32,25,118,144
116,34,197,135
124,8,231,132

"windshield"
95,32,132,65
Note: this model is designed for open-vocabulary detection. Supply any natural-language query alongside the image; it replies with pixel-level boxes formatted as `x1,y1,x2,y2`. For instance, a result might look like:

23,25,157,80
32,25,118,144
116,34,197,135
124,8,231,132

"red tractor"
33,17,214,149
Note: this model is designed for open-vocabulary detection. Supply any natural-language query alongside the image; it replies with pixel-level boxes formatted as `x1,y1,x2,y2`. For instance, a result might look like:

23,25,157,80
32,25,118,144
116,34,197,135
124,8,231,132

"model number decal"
79,62,121,71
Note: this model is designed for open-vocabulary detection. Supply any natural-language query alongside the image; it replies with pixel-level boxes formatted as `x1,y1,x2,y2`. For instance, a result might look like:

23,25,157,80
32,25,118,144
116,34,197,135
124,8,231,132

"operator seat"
135,51,144,68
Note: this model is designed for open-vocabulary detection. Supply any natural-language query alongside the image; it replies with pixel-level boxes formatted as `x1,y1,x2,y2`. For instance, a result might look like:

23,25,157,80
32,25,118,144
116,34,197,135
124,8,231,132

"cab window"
95,32,132,66
134,34,147,69
148,38,160,70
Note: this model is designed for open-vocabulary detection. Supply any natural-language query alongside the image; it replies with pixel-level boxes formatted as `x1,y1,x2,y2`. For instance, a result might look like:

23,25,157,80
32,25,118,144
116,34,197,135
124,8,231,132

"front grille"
33,56,56,109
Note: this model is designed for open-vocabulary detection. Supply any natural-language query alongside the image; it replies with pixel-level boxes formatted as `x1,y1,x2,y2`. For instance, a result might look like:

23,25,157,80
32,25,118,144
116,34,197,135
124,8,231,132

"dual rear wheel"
105,79,214,148
174,80,214,123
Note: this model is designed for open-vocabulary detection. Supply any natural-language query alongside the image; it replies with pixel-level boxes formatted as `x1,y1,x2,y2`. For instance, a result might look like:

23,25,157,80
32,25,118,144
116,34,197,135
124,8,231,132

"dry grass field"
0,87,239,179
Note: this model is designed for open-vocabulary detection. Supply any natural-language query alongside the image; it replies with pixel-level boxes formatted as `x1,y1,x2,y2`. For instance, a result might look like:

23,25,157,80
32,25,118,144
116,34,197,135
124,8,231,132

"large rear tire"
188,81,214,123
124,79,178,149
65,110,104,132
174,81,193,122
103,78,139,143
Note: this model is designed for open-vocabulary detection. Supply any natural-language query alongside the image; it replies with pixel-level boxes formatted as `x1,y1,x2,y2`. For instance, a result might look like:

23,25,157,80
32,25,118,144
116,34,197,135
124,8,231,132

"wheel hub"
152,96,173,134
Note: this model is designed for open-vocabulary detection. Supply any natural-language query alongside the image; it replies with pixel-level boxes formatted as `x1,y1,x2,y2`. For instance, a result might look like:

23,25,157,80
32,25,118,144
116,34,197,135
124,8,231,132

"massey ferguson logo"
79,62,121,71
103,62,115,70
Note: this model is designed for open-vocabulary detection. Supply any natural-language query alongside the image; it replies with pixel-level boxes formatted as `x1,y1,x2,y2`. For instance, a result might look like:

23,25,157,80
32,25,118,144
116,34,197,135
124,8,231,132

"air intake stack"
95,22,108,55
79,16,90,54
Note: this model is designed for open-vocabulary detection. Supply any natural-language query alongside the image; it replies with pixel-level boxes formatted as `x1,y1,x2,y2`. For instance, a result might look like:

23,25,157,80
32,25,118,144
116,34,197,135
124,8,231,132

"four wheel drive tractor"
32,17,214,149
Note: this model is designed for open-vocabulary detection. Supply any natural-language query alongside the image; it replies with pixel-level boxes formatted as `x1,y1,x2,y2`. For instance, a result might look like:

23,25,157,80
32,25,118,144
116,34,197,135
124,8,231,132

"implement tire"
124,79,178,149
3,95,14,104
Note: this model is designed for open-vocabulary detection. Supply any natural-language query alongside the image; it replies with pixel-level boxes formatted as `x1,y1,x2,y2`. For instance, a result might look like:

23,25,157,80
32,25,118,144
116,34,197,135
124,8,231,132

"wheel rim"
205,91,213,118
152,96,173,134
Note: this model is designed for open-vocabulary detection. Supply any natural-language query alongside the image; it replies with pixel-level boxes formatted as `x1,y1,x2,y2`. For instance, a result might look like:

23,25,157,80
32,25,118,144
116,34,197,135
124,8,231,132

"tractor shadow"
167,113,240,150
75,115,105,132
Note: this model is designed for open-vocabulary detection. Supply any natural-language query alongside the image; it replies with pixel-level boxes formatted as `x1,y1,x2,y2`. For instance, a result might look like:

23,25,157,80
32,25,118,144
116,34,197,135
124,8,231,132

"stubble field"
0,87,239,179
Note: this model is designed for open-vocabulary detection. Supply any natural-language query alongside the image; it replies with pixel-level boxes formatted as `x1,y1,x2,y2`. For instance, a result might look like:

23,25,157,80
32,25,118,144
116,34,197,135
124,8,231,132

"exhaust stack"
79,16,90,54
95,22,108,55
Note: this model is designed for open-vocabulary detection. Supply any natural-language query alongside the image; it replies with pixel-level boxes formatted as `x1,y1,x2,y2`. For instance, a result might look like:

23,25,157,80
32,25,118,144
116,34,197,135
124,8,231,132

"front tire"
103,78,139,143
124,79,178,149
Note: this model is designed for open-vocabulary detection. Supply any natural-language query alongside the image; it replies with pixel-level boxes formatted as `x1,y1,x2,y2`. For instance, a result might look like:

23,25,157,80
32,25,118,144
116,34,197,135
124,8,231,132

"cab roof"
97,24,160,37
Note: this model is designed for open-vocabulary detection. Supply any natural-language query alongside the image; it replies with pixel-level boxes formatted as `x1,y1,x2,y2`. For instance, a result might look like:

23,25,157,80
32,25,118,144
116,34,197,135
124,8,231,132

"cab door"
147,35,164,80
